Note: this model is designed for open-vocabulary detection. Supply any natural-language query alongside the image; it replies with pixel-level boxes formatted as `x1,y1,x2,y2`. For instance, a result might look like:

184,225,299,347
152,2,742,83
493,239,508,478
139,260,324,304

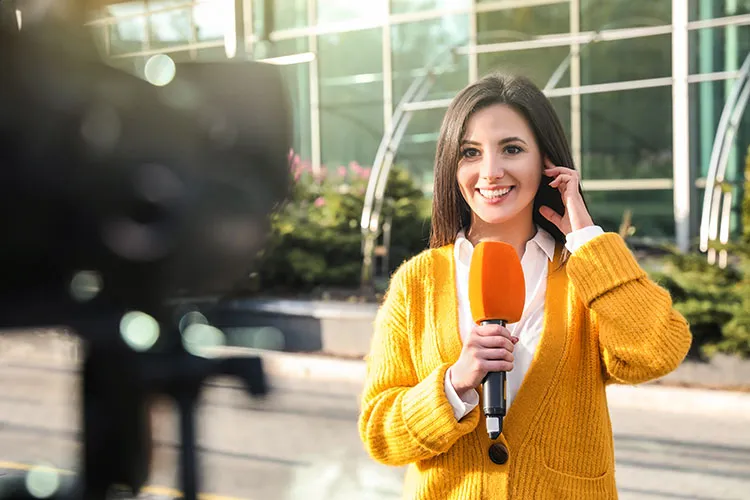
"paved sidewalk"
2,334,750,499
213,347,750,419
1,359,749,499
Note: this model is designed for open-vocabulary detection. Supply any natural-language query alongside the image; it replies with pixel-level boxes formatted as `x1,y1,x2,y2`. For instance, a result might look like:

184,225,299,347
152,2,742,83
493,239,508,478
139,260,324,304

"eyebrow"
461,137,528,146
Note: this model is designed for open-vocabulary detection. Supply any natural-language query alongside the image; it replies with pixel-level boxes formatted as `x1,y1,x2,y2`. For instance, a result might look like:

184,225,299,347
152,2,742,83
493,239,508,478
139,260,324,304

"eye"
504,145,524,155
460,147,481,159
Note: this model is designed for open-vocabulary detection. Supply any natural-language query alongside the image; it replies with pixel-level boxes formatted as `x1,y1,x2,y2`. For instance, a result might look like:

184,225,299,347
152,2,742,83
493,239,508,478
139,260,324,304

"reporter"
358,73,692,499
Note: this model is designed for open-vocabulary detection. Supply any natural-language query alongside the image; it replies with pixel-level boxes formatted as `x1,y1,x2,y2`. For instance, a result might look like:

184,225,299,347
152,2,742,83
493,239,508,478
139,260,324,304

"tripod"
0,307,268,500
0,4,291,498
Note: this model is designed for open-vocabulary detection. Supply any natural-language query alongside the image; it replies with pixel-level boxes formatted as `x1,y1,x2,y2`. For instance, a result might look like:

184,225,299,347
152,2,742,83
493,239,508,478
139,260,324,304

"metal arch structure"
699,52,750,268
359,45,463,288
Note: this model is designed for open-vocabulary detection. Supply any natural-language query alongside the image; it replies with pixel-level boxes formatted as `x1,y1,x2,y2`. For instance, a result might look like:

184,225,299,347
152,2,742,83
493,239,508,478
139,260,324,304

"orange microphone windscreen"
468,241,526,324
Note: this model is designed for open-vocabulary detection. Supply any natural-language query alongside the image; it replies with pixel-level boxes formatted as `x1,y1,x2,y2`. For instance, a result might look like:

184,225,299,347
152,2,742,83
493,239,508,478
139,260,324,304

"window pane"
548,96,572,146
317,0,386,24
280,63,313,162
580,0,671,31
689,80,750,183
689,25,750,76
149,7,193,47
193,0,233,42
319,29,384,167
476,3,570,88
274,0,308,30
581,87,672,180
107,1,147,17
585,189,675,239
689,0,750,21
477,2,569,39
580,35,671,85
391,15,469,106
395,108,445,192
391,0,470,15
478,46,571,89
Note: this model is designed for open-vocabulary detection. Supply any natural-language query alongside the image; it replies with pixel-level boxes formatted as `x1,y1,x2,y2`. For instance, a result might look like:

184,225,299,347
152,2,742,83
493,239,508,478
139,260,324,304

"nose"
480,153,505,180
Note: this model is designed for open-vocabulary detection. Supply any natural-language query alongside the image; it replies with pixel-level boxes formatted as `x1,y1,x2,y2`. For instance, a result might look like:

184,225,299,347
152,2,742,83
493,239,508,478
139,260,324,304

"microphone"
468,241,525,441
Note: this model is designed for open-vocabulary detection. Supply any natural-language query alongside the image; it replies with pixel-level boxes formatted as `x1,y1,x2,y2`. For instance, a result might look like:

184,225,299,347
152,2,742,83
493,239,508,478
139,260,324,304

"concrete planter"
658,354,750,389
205,298,379,358
201,298,750,388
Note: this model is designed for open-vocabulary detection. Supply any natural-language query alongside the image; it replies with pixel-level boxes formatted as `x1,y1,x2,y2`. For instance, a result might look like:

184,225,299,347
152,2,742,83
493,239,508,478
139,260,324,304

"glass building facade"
87,0,750,248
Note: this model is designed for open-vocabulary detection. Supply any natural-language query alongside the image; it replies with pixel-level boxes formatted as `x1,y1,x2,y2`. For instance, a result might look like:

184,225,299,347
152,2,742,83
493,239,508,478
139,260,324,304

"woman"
357,73,692,499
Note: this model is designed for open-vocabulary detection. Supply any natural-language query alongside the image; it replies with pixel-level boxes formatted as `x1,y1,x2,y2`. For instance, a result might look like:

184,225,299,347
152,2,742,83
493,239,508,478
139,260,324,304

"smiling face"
456,103,543,235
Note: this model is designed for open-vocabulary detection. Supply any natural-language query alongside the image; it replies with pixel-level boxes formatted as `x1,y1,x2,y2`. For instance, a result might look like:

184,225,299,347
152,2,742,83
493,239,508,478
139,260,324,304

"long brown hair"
430,73,585,252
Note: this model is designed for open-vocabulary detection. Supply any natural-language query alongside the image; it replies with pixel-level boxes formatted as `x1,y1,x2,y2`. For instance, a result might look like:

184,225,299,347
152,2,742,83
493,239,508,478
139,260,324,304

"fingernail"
512,336,519,344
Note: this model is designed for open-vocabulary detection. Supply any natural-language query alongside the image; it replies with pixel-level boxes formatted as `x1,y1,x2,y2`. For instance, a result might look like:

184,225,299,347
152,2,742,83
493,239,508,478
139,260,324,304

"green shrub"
654,144,750,359
246,158,430,295
719,145,750,357
650,250,742,359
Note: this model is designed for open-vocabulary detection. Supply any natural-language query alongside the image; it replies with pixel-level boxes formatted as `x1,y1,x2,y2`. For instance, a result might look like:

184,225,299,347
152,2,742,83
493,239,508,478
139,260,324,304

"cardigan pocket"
539,462,616,499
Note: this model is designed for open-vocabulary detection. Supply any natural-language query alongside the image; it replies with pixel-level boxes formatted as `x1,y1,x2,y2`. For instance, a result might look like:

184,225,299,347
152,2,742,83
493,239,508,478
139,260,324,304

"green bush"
650,251,742,359
247,157,430,295
645,145,750,359
720,145,750,357
653,144,750,359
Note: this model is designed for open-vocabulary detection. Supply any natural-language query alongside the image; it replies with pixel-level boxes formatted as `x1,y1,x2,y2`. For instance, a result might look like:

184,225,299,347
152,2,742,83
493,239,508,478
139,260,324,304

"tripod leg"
81,344,152,500
176,392,199,500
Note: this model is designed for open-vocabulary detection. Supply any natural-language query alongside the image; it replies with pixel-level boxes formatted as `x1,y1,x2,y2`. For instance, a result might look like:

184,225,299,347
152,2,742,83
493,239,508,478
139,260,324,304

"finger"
549,173,573,185
478,348,514,362
480,359,514,373
544,165,577,176
476,335,515,352
550,175,577,191
474,324,514,340
539,205,564,227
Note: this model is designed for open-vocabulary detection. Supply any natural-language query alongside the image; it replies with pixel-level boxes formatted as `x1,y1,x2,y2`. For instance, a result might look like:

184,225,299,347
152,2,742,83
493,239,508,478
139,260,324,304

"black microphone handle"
481,319,507,440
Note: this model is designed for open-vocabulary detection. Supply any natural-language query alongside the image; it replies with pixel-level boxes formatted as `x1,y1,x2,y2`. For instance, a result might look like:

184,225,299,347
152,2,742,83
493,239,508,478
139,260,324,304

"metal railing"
699,52,750,268
359,45,462,288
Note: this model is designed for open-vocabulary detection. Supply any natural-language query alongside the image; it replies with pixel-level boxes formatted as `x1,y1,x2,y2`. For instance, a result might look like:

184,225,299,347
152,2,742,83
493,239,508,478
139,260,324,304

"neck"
466,214,537,261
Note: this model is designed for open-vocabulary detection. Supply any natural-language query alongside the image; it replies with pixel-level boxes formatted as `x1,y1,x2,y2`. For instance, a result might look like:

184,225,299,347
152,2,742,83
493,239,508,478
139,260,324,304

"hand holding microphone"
451,241,526,450
449,324,518,400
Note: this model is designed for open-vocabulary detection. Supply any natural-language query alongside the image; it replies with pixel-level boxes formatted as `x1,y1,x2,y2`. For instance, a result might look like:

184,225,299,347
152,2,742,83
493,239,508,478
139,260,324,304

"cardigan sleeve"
358,263,480,467
566,233,692,385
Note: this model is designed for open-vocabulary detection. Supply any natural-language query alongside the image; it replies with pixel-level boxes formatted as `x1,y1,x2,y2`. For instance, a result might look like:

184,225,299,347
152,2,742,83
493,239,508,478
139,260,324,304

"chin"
472,207,522,226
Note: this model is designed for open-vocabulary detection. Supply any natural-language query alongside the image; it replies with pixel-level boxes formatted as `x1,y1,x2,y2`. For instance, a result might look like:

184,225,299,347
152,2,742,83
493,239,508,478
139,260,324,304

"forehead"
462,103,533,140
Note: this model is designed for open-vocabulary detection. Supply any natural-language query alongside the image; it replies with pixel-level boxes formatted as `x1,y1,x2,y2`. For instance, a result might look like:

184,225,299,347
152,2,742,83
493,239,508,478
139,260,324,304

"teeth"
479,187,512,199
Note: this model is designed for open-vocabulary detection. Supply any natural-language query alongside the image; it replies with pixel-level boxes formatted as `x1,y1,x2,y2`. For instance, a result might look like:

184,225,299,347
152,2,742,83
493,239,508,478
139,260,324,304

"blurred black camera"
0,2,293,498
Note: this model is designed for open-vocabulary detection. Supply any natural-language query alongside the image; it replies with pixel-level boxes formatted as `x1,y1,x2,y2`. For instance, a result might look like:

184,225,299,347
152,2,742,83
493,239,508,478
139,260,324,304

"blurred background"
86,0,750,243
2,0,750,499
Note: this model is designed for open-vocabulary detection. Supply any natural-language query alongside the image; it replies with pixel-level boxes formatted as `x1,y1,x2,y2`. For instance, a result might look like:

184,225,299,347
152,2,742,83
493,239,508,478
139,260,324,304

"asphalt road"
1,362,749,500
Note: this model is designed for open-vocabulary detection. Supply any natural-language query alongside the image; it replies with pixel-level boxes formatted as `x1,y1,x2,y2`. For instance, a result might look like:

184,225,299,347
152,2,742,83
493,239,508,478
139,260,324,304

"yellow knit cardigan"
358,233,692,499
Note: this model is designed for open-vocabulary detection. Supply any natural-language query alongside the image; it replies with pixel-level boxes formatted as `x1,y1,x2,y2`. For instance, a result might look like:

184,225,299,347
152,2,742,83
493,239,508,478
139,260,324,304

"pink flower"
361,167,371,179
314,196,326,207
338,166,348,177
